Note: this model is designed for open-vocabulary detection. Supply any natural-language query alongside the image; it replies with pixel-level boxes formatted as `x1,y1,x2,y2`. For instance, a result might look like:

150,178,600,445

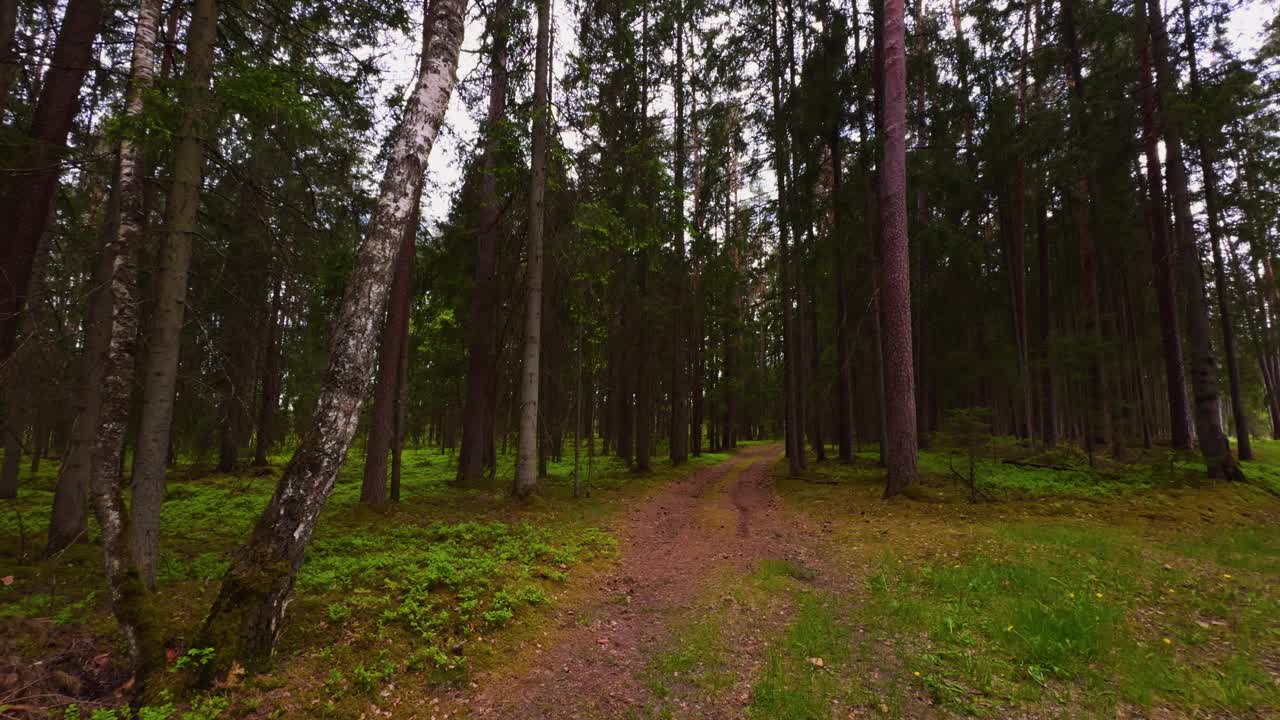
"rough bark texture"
879,0,918,496
88,0,162,676
0,0,102,362
1183,0,1250,460
514,0,550,499
130,0,218,590
362,193,419,504
1146,0,1241,480
193,0,465,673
1135,2,1191,452
457,0,509,486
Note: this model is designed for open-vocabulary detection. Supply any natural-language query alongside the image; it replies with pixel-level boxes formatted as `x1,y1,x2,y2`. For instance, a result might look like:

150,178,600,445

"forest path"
451,443,830,719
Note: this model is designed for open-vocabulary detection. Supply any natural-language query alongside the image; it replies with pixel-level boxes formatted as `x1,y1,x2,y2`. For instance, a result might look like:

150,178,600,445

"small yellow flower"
913,671,921,677
1162,638,1172,645
1095,592,1104,599
1222,574,1232,580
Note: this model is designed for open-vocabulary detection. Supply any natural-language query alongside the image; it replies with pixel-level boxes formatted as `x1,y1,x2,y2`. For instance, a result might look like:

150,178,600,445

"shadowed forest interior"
1,0,1280,717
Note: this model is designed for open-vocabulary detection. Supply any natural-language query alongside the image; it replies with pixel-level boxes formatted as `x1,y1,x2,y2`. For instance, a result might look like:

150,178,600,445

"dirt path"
452,444,824,719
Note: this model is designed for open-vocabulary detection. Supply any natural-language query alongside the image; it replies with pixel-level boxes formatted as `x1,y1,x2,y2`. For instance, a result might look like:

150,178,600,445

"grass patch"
853,521,1279,716
745,569,867,719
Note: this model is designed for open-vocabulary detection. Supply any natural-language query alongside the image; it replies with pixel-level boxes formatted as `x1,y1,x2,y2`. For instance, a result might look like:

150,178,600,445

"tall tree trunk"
457,0,509,485
770,0,802,475
361,193,419,504
1036,196,1057,447
0,0,102,363
1183,0,1250,460
253,276,283,466
514,0,550,499
1010,3,1034,443
129,0,218,591
635,257,653,471
1146,0,1241,479
1135,0,1191,454
880,0,917,496
691,276,704,456
193,0,465,673
46,179,118,555
1060,0,1113,456
88,0,162,678
669,0,689,465
831,124,853,463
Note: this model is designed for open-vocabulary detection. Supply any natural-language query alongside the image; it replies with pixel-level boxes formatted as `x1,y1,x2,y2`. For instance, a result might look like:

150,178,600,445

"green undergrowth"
771,445,1280,718
856,522,1279,716
0,444,732,718
788,437,1280,501
746,589,864,719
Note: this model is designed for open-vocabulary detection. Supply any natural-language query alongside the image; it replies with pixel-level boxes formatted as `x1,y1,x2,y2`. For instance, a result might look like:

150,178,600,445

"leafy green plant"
171,647,215,673
326,602,351,622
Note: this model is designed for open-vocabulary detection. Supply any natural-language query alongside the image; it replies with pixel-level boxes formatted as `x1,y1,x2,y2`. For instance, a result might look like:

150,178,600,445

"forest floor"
1,438,1278,719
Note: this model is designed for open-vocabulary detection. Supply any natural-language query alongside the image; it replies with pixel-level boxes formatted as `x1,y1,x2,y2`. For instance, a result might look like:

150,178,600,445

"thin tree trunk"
457,0,509,485
808,288,824,460
390,309,410,503
1036,195,1056,447
1135,0,1191,454
770,0,801,475
1011,3,1033,443
0,0,102,362
832,133,853,462
361,190,419,504
880,0,917,495
193,0,465,673
253,276,283,466
130,0,218,590
514,0,550,499
88,0,162,678
669,0,689,465
46,179,118,555
1146,0,1241,479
